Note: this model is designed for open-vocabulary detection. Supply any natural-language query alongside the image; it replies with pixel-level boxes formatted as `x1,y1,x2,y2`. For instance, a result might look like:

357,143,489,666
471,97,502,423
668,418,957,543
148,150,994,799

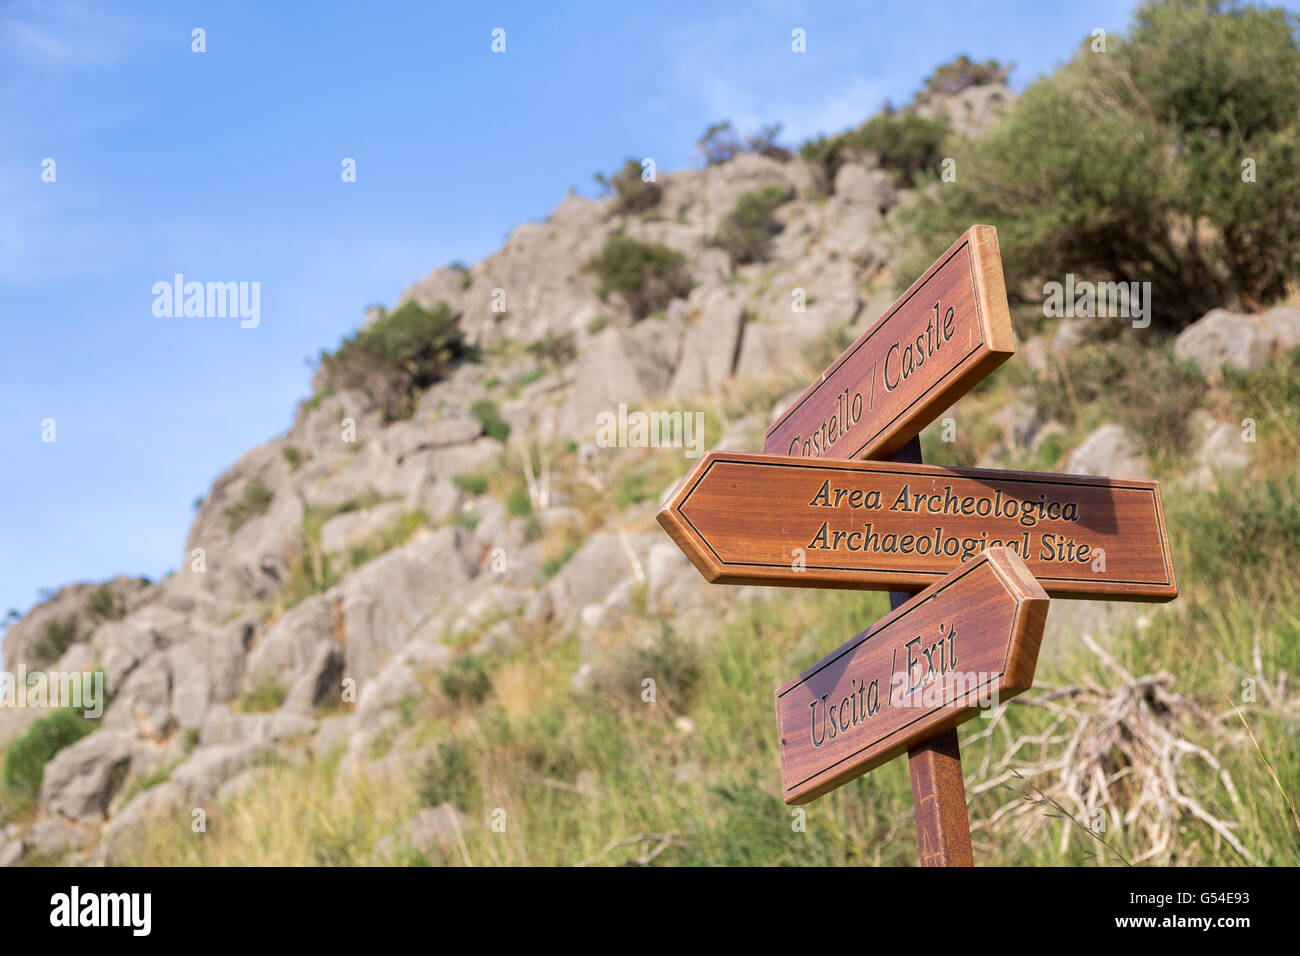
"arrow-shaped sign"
765,225,1014,461
657,450,1177,601
775,547,1048,804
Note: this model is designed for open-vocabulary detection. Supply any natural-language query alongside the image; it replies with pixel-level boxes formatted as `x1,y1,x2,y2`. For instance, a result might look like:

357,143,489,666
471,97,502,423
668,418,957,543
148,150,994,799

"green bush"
525,331,577,366
917,55,1009,99
439,656,492,706
238,679,286,713
470,399,510,442
505,484,533,518
713,184,791,263
452,472,488,496
225,481,274,534
697,121,791,164
801,111,949,190
418,739,480,811
1039,342,1205,459
583,236,691,320
3,710,95,806
282,446,303,472
33,617,77,662
594,158,662,213
87,584,124,622
898,0,1300,327
320,300,466,421
540,544,578,580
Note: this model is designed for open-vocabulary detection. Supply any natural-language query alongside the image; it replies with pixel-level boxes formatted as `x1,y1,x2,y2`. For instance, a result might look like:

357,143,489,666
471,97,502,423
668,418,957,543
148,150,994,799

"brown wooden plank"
658,450,1177,601
774,547,1049,805
764,225,1014,462
908,728,974,866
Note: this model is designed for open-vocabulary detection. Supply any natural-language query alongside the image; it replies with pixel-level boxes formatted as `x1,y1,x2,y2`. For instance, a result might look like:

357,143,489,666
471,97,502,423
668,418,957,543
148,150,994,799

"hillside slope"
3,69,1298,866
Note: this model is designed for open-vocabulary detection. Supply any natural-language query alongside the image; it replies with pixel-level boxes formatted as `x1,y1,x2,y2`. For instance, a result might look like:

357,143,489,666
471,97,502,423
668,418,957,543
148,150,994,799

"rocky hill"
2,70,1297,866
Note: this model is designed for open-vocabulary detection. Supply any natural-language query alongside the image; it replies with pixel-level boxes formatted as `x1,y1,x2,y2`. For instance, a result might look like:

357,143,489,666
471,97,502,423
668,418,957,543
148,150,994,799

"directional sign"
657,450,1177,601
775,547,1048,804
765,225,1014,462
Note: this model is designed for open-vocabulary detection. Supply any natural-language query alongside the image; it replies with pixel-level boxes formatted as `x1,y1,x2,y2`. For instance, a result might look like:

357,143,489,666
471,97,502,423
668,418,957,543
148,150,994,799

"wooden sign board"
657,451,1177,601
765,225,1014,462
776,547,1049,804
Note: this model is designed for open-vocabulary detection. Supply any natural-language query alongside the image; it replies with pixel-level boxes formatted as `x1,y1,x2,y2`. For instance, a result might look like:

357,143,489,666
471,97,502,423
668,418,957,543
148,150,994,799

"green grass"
238,679,287,714
123,318,1300,867
452,472,489,496
225,481,275,534
471,399,511,443
33,617,77,662
2,710,96,813
346,510,429,569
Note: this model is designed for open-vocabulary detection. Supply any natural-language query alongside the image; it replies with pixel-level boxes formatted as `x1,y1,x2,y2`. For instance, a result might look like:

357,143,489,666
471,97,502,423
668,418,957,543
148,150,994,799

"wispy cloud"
657,14,895,153
0,0,139,68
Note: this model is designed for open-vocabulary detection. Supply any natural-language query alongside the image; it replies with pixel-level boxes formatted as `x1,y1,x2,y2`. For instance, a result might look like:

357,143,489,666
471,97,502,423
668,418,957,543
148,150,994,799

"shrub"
439,656,492,706
586,314,609,335
225,481,274,534
87,584,123,622
470,399,510,442
505,484,533,518
452,472,488,496
1036,341,1205,458
282,446,303,472
320,300,466,421
583,236,691,320
917,55,1009,99
238,679,286,713
525,331,577,365
540,544,578,580
3,710,94,806
612,470,652,511
714,184,791,263
897,0,1300,327
348,510,428,569
417,739,480,811
801,111,949,190
594,158,662,214
33,617,77,662
697,121,791,164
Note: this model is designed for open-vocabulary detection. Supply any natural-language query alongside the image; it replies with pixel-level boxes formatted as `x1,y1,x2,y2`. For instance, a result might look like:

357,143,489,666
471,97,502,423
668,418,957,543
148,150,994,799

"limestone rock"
1174,306,1300,376
1064,424,1149,479
40,730,135,822
1188,419,1252,488
1,575,152,673
98,781,187,865
335,528,477,683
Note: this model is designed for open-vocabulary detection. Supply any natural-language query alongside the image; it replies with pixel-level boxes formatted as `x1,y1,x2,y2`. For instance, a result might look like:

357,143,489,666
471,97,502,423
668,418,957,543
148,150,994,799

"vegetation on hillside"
594,159,662,214
319,300,467,421
584,236,692,319
713,184,792,263
11,0,1298,869
801,112,950,192
899,0,1300,327
117,323,1300,865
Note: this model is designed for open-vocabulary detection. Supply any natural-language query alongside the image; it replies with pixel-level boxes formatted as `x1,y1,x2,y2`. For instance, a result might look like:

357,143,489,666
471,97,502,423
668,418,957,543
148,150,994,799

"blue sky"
0,0,1175,626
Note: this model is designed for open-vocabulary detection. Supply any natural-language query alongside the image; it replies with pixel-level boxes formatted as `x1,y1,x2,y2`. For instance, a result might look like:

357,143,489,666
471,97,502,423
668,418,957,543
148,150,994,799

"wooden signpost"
765,226,1015,461
655,225,1179,865
775,547,1049,805
656,451,1177,600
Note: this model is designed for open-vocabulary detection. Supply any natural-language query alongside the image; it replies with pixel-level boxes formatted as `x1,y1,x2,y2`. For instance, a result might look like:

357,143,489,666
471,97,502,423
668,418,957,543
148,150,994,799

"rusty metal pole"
886,435,975,867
